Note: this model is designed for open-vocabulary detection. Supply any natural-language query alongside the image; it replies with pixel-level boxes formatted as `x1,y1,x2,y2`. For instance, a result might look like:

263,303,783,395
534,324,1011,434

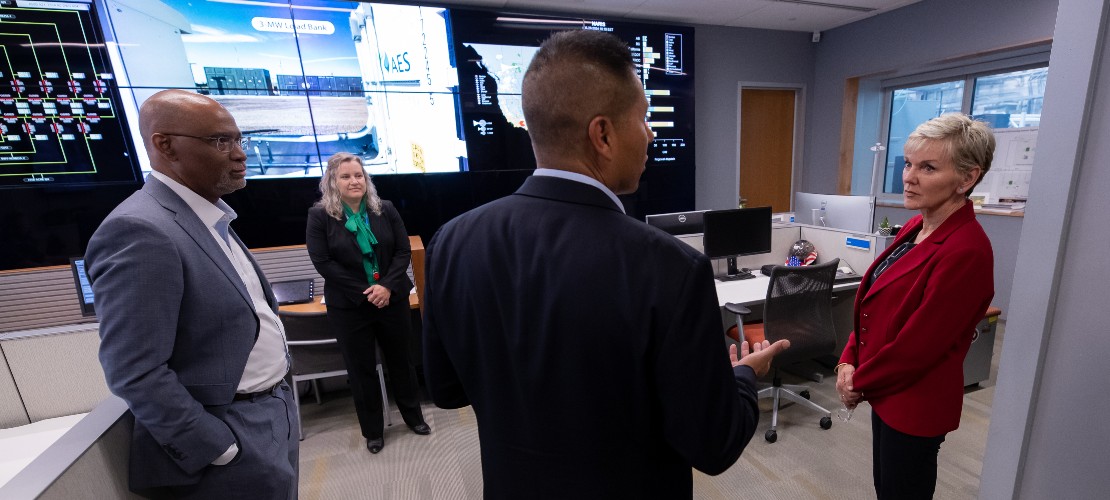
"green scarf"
342,200,380,285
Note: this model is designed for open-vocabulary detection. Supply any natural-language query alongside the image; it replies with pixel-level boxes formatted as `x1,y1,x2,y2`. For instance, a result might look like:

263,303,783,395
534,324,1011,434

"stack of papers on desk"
978,202,1025,214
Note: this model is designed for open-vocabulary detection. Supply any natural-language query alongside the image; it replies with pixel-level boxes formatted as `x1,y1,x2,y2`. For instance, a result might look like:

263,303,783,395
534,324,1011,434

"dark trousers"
166,382,300,500
871,411,946,500
327,298,425,439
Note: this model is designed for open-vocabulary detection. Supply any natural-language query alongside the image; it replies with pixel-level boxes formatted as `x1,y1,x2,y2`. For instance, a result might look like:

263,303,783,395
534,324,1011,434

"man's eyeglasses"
161,133,251,153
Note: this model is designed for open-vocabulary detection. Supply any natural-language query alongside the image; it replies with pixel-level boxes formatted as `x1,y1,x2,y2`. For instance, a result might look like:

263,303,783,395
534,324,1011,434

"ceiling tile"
503,0,647,18
633,0,764,25
434,0,924,31
447,0,510,8
729,2,862,32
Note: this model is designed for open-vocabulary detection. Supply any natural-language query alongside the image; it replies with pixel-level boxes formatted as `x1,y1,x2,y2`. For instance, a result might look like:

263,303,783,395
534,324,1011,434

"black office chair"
725,258,839,443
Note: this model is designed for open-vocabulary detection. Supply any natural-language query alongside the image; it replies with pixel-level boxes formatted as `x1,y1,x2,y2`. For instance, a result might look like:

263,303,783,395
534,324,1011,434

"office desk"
714,274,861,307
277,293,419,316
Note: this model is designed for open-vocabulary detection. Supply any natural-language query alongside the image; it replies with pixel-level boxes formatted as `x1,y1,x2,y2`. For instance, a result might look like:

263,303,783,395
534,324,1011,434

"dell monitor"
70,258,96,317
702,207,772,279
645,210,707,235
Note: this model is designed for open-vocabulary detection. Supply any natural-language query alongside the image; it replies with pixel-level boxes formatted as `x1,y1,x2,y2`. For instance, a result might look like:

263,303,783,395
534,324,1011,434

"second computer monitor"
644,210,706,235
69,257,96,317
701,207,773,259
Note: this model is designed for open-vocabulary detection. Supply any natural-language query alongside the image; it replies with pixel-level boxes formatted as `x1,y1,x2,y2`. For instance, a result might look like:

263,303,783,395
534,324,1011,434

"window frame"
869,50,1050,202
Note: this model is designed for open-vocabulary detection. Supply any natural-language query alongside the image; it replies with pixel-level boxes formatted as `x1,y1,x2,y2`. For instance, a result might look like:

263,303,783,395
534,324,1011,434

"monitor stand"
715,257,755,281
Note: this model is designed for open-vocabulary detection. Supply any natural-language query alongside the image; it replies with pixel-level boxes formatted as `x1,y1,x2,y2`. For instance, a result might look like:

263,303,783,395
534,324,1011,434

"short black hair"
522,30,640,153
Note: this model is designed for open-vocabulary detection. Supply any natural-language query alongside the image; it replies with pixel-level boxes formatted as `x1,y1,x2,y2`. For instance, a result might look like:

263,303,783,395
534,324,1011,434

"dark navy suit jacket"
423,175,761,498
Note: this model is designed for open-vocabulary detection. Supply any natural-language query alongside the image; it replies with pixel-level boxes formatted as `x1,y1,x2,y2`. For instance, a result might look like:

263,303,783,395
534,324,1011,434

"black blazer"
423,175,760,498
306,201,412,309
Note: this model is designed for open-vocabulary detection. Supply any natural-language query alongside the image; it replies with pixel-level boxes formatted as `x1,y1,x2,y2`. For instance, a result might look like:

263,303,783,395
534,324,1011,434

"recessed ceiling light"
771,0,877,13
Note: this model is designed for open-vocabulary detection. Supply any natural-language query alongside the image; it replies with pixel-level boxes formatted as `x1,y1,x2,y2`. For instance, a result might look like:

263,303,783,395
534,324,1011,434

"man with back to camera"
422,30,790,498
85,90,298,499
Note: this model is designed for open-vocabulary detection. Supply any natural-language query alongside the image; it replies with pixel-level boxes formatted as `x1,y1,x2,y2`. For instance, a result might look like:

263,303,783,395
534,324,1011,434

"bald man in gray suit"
86,90,298,498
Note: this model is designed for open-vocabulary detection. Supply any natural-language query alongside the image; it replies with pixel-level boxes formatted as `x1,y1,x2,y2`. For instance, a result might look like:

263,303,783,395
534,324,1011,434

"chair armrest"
287,339,338,346
724,302,751,317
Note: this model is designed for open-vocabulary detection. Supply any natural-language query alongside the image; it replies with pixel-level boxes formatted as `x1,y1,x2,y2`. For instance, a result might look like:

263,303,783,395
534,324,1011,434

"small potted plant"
878,216,892,236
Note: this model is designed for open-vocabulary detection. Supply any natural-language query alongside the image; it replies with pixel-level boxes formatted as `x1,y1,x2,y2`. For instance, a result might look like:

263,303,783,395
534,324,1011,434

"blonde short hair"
904,113,996,194
315,152,382,220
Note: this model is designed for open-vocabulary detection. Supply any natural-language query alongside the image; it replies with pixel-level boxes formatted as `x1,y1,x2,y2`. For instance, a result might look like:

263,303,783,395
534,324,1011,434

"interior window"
972,67,1048,129
883,80,964,194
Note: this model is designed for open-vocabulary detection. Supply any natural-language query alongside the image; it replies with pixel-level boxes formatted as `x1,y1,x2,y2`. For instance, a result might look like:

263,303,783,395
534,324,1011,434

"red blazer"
840,201,993,437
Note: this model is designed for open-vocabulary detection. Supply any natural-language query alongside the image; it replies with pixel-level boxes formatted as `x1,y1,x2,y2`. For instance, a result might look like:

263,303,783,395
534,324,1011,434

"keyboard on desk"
717,272,756,282
833,272,863,284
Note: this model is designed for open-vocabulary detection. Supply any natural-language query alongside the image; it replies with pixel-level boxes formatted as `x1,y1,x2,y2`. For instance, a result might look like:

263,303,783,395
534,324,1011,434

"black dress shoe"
409,423,431,435
366,438,384,454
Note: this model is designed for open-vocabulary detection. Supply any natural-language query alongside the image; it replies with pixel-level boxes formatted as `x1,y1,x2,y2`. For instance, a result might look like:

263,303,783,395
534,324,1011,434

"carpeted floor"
298,322,1003,499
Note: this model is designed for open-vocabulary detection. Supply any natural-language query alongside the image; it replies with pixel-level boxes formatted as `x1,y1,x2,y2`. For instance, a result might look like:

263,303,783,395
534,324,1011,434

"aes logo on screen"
381,52,412,74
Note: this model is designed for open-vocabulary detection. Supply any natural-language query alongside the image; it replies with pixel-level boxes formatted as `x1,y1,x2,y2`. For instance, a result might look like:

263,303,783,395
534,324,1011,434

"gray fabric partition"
0,346,30,428
2,326,108,423
0,397,138,500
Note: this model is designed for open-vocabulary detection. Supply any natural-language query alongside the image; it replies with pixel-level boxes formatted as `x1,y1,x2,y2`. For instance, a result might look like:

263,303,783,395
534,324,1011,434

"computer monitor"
644,210,707,235
702,207,773,275
69,257,96,317
271,279,315,305
793,192,875,233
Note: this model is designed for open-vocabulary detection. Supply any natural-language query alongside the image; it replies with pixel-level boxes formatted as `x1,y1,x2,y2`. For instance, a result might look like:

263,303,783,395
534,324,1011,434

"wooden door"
740,89,796,213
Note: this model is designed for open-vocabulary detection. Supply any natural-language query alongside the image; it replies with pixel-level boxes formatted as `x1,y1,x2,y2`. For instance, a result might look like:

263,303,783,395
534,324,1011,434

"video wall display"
0,0,140,189
450,10,695,171
101,0,694,177
105,0,461,176
2,0,696,271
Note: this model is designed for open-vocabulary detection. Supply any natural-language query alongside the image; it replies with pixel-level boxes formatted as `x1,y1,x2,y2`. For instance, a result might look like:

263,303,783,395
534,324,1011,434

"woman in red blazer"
836,114,995,499
306,153,430,455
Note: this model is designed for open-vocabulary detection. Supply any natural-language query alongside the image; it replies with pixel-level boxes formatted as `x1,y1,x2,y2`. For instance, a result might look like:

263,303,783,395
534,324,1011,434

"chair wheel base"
820,416,832,429
765,429,778,443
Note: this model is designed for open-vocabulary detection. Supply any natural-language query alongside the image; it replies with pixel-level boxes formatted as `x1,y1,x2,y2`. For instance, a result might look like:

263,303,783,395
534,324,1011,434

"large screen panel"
0,0,140,189
0,1,698,271
449,9,695,171
104,0,464,176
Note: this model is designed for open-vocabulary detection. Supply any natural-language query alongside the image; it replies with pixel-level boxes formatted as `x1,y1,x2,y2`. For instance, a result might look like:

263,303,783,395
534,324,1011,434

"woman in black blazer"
306,152,429,454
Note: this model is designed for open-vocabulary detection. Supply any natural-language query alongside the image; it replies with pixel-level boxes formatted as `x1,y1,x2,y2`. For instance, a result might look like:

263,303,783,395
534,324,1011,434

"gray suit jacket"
86,176,278,490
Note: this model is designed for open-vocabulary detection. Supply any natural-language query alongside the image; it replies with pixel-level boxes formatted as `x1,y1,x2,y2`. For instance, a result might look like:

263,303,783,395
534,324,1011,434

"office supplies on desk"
717,271,756,281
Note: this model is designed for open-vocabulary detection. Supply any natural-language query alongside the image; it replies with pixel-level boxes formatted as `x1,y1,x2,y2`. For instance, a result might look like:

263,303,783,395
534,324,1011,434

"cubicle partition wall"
679,223,890,277
0,325,108,430
0,348,24,429
797,225,892,275
679,223,890,355
0,397,137,499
